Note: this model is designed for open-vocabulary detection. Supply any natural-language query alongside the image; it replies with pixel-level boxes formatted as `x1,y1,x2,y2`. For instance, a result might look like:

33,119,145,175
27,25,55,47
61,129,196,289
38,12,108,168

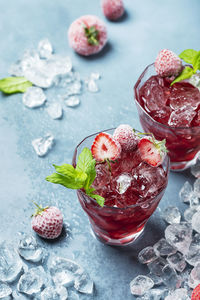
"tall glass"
72,128,170,246
134,64,200,171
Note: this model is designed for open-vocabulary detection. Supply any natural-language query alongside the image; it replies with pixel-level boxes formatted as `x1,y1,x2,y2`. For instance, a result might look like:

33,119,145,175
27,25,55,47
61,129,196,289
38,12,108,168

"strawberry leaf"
0,77,32,94
83,24,99,46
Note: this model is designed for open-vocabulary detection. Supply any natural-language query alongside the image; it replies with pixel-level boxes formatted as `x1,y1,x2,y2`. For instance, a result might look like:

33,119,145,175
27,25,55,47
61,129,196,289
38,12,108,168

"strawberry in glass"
134,49,200,170
46,125,169,246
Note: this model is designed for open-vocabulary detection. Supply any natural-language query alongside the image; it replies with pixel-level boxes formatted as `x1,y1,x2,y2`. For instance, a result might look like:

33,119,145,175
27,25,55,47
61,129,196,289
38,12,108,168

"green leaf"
46,164,87,189
179,49,198,64
76,148,96,190
171,66,194,85
0,77,32,94
193,51,200,72
83,25,99,46
88,193,105,207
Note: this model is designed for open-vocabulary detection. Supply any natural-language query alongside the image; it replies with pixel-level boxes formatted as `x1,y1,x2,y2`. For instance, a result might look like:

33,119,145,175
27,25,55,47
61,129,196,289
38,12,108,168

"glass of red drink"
72,128,169,246
134,63,200,171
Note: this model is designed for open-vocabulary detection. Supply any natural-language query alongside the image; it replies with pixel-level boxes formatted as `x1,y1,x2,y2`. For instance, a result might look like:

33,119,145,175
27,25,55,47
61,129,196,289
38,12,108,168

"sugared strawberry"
101,0,125,21
113,124,138,152
191,283,200,300
91,132,121,162
31,203,63,239
138,136,167,167
155,49,182,77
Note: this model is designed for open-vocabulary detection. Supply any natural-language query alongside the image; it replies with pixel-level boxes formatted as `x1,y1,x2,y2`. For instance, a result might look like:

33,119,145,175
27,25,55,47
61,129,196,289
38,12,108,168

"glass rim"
134,63,200,131
72,127,170,210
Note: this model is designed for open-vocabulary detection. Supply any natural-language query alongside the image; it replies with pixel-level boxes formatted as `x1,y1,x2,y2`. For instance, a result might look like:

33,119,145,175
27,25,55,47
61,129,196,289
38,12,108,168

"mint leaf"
46,164,87,189
179,49,198,64
76,147,96,190
88,193,105,207
193,51,200,72
0,77,32,94
171,66,194,85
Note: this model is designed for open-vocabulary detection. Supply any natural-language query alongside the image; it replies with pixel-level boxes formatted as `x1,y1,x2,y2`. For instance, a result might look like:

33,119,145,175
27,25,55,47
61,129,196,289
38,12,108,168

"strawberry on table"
138,136,167,167
191,283,200,300
91,132,121,162
31,203,63,239
101,0,125,21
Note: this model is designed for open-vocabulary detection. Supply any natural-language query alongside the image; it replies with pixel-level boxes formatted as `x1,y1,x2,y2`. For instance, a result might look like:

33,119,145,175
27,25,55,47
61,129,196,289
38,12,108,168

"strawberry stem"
31,202,49,217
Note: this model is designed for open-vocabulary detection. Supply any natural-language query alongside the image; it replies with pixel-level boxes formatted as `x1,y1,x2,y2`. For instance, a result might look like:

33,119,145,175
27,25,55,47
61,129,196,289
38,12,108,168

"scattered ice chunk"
18,234,43,262
9,60,24,76
147,257,167,276
41,286,68,300
140,288,168,300
153,238,177,256
46,102,63,119
179,181,193,203
184,207,197,223
165,288,190,300
0,242,23,283
162,207,181,224
167,252,186,272
66,81,82,96
74,271,94,294
188,262,200,289
138,247,157,264
192,210,200,233
49,257,83,287
185,247,200,266
32,133,54,157
0,282,12,298
189,192,200,208
165,222,192,255
161,264,180,290
191,161,200,178
130,275,154,296
45,55,72,76
194,178,200,196
148,273,163,286
87,79,99,93
17,266,45,295
68,291,79,300
91,72,101,80
190,233,200,251
38,39,53,59
65,96,80,108
22,87,46,108
116,174,132,194
12,290,28,299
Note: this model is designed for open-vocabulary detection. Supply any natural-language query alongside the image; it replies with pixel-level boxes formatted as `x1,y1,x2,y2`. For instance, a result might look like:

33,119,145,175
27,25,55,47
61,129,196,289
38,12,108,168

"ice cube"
190,233,200,251
164,288,190,300
65,96,80,107
17,266,45,295
140,288,168,300
38,39,53,59
49,257,83,287
179,181,193,203
22,87,46,108
148,273,163,286
138,246,157,264
0,282,12,298
167,252,186,272
41,286,68,300
188,262,200,289
32,133,54,157
165,222,192,255
46,102,63,119
189,73,200,90
192,210,200,233
147,257,167,276
153,238,177,256
162,207,181,224
45,55,72,76
130,275,154,296
68,291,79,300
0,242,23,283
87,79,99,93
185,247,200,266
18,235,43,262
168,107,196,127
194,178,200,196
91,72,101,80
92,164,111,189
191,161,200,178
12,290,28,299
189,192,200,208
116,174,132,194
74,271,94,294
9,60,24,76
161,264,180,290
184,207,197,223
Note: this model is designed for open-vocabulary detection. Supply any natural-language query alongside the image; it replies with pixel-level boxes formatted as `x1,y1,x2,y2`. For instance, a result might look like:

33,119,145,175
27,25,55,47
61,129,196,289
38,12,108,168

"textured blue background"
0,0,199,299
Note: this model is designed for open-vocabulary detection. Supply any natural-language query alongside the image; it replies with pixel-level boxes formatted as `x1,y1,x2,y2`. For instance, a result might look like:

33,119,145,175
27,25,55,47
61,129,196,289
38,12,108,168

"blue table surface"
0,0,200,299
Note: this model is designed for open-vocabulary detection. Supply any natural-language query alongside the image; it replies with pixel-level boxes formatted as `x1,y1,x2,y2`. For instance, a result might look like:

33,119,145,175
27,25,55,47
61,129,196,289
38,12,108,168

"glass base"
170,151,200,171
90,227,145,246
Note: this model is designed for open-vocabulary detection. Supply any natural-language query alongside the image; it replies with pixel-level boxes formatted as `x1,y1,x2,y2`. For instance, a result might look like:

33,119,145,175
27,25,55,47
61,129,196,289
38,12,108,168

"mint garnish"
171,49,200,85
46,147,105,207
0,77,32,94
83,24,99,46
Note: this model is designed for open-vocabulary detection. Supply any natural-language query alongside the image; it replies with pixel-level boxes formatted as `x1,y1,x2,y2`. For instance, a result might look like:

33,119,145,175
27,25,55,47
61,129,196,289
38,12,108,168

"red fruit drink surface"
77,145,168,244
136,74,200,165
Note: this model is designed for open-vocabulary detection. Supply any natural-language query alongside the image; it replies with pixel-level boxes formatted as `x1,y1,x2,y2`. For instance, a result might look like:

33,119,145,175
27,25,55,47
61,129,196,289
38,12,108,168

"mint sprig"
171,49,200,85
0,77,32,94
83,24,99,46
46,147,105,207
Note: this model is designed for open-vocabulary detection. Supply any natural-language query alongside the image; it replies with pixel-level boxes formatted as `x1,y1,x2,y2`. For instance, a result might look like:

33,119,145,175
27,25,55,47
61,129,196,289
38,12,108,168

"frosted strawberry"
101,0,124,21
68,15,107,56
155,49,182,77
91,132,121,162
113,124,137,152
191,284,200,300
138,136,167,167
31,203,63,239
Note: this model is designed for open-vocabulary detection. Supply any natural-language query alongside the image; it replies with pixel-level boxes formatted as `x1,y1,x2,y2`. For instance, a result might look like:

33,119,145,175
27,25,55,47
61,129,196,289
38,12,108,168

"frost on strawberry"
101,0,125,21
31,203,63,239
113,124,138,152
191,283,200,300
155,49,182,77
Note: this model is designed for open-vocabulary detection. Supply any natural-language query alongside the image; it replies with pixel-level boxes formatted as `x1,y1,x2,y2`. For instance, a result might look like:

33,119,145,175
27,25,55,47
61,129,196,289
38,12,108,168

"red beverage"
73,128,169,245
134,63,200,171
